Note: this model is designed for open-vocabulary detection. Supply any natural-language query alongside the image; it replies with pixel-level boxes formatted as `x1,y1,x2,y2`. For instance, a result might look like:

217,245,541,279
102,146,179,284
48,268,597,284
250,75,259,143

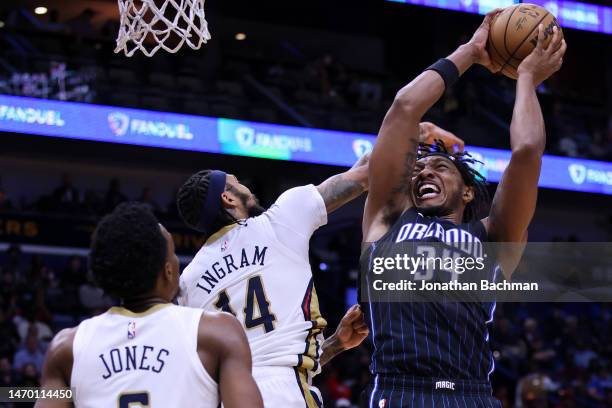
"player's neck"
120,295,169,313
438,212,463,225
227,206,249,221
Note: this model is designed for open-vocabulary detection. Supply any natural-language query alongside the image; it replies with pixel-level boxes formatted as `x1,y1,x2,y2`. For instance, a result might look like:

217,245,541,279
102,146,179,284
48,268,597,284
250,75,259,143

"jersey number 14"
214,275,277,333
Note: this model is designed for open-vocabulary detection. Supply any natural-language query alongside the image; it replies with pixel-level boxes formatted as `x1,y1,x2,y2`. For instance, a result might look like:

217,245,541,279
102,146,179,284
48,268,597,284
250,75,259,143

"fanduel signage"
0,94,610,195
108,112,194,139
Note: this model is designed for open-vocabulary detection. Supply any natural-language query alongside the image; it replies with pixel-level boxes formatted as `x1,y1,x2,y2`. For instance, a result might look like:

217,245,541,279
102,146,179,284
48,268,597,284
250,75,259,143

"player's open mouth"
416,182,441,199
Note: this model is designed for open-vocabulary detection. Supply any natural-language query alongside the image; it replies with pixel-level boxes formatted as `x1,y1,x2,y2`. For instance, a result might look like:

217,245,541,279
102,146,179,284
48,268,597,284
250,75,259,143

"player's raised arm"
315,152,370,214
34,329,76,408
484,26,566,275
363,9,501,242
198,312,263,408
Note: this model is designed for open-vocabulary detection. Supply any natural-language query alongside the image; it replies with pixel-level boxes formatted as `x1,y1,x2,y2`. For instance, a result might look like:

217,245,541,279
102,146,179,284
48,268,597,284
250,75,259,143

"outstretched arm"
34,329,76,408
484,25,566,276
363,10,501,242
316,152,370,214
199,312,263,408
320,305,369,367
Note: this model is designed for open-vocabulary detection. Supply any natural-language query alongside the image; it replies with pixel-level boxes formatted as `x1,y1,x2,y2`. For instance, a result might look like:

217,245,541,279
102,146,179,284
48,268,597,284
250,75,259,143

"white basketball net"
115,0,211,57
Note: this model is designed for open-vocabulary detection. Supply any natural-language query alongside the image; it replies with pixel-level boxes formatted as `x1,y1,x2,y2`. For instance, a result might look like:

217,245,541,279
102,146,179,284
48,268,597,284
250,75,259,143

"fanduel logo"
568,164,587,185
352,139,373,158
234,126,312,152
107,112,193,140
0,105,65,126
108,112,129,136
568,164,612,186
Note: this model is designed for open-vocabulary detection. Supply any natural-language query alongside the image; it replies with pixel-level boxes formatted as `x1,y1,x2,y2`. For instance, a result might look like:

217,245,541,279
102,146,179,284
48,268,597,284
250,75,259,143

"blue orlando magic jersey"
360,207,498,381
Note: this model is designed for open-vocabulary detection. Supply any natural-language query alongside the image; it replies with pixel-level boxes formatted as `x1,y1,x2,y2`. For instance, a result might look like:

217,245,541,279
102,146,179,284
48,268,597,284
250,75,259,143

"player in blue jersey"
359,10,566,408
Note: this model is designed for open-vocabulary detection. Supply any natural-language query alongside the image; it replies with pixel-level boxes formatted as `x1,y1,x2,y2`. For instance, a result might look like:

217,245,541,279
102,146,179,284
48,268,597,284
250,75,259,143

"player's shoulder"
45,327,77,368
268,184,321,212
197,311,246,350
199,311,243,334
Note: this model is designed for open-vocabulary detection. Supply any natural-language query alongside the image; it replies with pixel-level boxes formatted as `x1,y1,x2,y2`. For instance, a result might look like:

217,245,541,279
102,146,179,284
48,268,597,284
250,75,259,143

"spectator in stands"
14,309,53,344
574,339,599,370
100,19,120,39
61,256,86,289
0,357,16,387
19,363,40,387
43,9,69,33
0,271,17,318
66,8,97,38
78,275,113,315
558,134,579,157
323,366,352,403
104,178,127,213
51,173,80,212
46,256,86,316
307,54,348,101
13,334,44,373
587,362,612,403
82,189,103,215
514,362,559,408
3,244,23,279
140,186,159,213
0,188,13,211
589,129,608,160
0,309,20,360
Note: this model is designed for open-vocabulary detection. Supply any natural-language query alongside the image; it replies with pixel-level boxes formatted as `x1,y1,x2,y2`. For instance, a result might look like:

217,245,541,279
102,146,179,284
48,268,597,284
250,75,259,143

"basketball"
487,3,563,79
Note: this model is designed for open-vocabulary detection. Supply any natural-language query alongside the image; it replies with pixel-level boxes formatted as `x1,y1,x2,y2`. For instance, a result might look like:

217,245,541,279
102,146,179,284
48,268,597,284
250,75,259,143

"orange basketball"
487,3,563,79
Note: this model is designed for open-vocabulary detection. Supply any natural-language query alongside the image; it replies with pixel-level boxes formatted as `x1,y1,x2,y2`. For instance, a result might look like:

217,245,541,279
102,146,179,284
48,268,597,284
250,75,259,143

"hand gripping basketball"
419,122,465,153
517,25,567,86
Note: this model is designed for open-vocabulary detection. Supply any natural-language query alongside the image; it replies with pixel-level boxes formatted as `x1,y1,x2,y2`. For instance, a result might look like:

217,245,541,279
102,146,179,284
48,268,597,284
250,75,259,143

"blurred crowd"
0,246,111,396
0,174,170,220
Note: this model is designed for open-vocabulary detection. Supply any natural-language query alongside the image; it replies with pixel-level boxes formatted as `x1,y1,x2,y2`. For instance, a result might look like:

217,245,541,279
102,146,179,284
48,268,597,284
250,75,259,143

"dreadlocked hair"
417,139,490,223
176,170,237,236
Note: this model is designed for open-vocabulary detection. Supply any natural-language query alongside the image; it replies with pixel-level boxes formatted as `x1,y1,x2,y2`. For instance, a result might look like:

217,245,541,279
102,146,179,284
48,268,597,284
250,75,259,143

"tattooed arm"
316,152,370,214
320,305,369,367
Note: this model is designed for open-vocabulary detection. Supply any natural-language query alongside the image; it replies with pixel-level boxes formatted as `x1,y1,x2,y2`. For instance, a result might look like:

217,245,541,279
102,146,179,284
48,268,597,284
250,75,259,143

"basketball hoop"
115,0,211,57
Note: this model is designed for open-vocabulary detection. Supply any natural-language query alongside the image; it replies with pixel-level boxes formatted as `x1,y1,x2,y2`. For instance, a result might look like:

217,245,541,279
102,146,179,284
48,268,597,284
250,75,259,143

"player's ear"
220,190,237,209
163,260,174,282
462,185,474,205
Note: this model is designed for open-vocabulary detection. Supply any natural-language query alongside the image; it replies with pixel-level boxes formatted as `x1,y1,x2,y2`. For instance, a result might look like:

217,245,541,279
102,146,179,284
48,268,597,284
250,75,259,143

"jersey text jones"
99,345,170,380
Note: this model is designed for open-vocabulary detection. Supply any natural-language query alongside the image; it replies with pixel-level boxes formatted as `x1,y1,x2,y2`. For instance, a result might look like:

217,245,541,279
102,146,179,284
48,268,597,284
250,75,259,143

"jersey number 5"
118,392,149,407
214,275,277,333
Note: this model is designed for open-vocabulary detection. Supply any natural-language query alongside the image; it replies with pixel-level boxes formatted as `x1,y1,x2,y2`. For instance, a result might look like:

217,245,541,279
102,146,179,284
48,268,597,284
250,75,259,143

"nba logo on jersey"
221,240,229,252
378,399,387,408
127,321,136,339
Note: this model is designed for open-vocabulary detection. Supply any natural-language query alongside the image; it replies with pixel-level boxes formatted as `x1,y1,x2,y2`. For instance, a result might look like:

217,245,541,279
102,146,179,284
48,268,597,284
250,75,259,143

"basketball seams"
503,6,520,56
498,6,550,79
509,11,550,58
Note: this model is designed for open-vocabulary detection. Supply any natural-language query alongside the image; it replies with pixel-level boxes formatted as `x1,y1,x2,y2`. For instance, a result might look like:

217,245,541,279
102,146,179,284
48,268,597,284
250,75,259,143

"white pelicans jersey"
179,185,328,374
70,304,218,408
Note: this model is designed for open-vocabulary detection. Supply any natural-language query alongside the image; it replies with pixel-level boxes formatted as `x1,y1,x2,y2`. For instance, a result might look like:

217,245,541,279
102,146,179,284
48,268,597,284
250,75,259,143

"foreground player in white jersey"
177,156,371,407
36,203,263,408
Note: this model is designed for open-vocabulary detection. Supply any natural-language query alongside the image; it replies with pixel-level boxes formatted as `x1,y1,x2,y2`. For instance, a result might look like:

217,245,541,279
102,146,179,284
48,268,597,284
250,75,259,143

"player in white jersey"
35,203,263,408
176,156,371,407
